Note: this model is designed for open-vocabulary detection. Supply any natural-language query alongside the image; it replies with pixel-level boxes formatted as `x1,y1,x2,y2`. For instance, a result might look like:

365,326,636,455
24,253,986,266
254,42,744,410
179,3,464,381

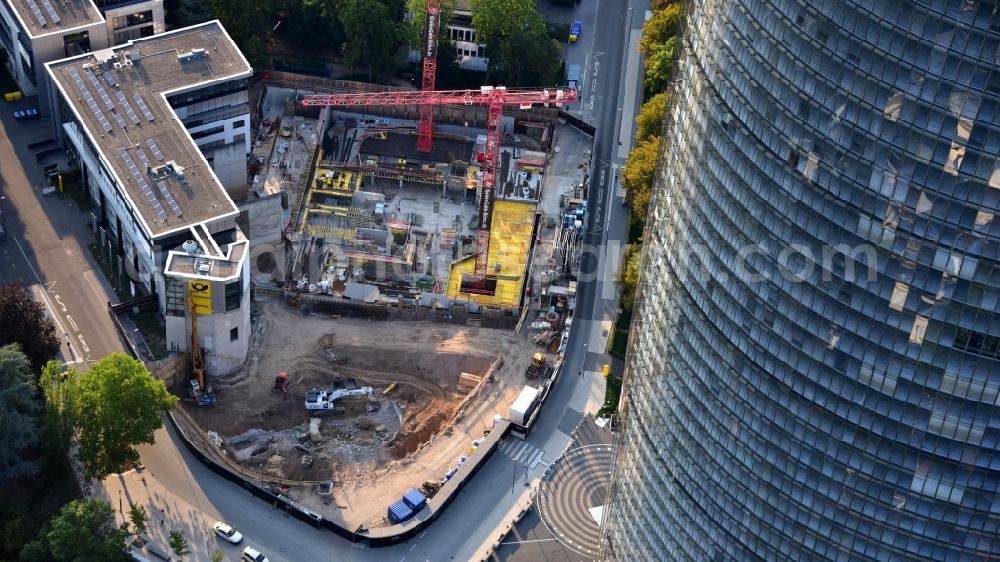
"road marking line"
12,237,42,283
66,315,78,332
77,335,89,353
32,285,68,337
54,294,66,311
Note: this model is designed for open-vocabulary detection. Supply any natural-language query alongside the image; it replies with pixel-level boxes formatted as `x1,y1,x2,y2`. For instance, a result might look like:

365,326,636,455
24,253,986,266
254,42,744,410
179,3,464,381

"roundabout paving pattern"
537,443,615,558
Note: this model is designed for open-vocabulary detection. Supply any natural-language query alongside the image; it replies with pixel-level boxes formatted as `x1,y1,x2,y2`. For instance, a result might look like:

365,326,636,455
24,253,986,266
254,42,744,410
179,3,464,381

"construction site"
176,1,592,532
182,301,544,529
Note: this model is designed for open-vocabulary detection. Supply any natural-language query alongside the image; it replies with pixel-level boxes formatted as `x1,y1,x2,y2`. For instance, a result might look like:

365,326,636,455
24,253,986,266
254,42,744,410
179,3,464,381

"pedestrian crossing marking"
499,438,546,468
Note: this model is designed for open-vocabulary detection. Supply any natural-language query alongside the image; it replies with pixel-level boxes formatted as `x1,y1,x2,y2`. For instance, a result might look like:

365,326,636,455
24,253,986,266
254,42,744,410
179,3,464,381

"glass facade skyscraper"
601,1,1000,560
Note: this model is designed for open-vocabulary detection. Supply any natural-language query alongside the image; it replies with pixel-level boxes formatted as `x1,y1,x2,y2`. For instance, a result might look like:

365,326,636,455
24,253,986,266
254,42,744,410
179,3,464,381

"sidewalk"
96,469,230,562
468,483,537,562
456,346,606,561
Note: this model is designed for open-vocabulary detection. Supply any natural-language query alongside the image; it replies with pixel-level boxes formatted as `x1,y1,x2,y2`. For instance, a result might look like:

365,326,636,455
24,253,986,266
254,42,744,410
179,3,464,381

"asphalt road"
0,112,123,370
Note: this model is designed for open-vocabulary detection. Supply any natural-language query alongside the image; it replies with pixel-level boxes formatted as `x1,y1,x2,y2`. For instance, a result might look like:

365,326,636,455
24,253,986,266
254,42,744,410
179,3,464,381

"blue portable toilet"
388,499,414,524
402,488,427,511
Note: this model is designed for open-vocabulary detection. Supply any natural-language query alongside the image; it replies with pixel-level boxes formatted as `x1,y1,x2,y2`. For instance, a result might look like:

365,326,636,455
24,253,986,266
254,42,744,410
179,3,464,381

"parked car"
569,20,582,43
13,108,39,121
212,521,243,544
241,546,270,562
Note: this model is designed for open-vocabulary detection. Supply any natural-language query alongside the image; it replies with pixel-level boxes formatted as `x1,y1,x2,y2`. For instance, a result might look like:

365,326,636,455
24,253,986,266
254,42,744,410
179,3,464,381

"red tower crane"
417,0,441,154
302,86,576,290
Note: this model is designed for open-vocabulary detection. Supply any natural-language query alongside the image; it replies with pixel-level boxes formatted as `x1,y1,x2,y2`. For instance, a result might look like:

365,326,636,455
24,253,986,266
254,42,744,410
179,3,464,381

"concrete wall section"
236,193,283,245
202,140,247,190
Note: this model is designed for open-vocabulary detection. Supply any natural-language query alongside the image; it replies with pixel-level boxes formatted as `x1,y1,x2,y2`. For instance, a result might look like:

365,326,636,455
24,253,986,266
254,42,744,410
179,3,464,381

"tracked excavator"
304,387,380,412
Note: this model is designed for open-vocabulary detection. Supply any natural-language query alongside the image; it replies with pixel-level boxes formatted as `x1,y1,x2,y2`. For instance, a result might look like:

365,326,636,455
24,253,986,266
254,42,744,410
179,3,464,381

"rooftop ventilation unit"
177,48,208,64
194,258,213,275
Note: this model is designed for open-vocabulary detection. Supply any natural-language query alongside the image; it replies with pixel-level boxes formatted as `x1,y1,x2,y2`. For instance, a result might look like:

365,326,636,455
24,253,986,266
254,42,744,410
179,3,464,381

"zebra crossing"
499,438,548,469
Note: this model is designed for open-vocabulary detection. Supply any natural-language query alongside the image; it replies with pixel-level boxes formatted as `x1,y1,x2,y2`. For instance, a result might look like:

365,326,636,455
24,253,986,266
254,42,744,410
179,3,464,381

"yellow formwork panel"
446,200,536,308
314,167,360,194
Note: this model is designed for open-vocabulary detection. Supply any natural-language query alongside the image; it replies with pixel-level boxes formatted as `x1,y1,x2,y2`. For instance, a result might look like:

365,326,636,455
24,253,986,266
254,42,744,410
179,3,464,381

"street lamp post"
118,489,123,516
0,196,7,240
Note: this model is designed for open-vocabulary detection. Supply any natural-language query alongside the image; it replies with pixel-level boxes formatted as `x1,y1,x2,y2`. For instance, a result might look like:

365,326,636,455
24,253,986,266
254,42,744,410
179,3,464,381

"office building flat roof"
165,240,246,281
11,0,103,36
46,20,251,239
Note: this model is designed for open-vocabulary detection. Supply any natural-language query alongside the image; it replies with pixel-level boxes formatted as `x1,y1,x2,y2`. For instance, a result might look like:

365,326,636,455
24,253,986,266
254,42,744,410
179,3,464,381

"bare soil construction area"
181,301,535,526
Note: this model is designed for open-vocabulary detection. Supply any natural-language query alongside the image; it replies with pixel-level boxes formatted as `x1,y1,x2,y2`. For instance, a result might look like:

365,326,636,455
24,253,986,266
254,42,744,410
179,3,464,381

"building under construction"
278,89,569,313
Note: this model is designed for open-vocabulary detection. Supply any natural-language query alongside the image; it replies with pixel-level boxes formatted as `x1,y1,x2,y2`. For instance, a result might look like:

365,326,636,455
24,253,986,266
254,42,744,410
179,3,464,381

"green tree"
128,504,148,538
635,92,668,143
39,360,79,453
620,245,642,309
643,36,677,96
20,498,129,562
406,0,463,85
75,353,178,480
282,0,346,52
0,345,40,482
622,136,662,224
206,0,279,68
405,0,456,48
471,0,561,86
165,0,213,28
210,550,225,562
340,0,404,82
0,283,59,375
168,530,191,558
639,3,683,55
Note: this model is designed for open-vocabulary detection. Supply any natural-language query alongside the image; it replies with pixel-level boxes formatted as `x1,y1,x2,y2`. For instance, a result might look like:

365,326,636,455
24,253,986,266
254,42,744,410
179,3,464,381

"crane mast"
417,0,441,154
302,86,577,290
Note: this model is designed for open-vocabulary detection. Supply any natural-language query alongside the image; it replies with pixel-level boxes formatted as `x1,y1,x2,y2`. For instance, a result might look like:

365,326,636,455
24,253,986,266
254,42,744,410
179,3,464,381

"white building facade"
46,21,252,375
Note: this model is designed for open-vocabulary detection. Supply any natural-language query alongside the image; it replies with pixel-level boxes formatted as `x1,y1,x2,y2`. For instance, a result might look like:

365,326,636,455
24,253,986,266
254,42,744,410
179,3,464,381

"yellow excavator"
189,296,216,407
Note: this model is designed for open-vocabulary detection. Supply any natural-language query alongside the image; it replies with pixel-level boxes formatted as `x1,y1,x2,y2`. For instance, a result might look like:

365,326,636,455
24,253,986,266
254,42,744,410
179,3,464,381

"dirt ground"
182,300,543,528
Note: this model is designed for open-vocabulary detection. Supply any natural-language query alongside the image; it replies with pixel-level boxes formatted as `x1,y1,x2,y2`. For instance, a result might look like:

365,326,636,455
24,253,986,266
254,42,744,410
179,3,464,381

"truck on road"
510,385,541,426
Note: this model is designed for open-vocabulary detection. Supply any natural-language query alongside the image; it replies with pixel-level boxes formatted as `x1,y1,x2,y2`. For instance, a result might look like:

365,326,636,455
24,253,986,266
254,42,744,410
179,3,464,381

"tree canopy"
405,0,456,48
75,353,177,480
39,360,78,453
622,136,662,225
339,0,405,81
0,345,40,482
471,0,561,86
635,92,668,144
639,3,683,56
282,0,346,51
643,36,677,97
0,283,59,375
205,0,280,67
168,530,190,557
620,245,643,311
20,499,129,562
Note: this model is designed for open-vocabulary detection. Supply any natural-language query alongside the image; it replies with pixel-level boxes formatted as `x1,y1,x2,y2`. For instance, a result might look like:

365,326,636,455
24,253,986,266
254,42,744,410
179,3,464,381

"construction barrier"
164,405,511,547
558,109,595,136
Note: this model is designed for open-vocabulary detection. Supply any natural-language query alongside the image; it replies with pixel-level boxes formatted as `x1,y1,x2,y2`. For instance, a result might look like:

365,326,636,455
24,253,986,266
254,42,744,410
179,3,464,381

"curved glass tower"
601,1,1000,560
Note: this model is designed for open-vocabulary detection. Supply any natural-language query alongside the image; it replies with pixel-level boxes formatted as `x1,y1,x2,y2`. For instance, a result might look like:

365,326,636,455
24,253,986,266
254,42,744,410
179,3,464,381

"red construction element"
302,86,577,289
417,0,441,154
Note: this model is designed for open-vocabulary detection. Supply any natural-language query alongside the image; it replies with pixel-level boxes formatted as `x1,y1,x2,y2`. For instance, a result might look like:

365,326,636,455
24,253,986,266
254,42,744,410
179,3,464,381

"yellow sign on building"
189,280,212,315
